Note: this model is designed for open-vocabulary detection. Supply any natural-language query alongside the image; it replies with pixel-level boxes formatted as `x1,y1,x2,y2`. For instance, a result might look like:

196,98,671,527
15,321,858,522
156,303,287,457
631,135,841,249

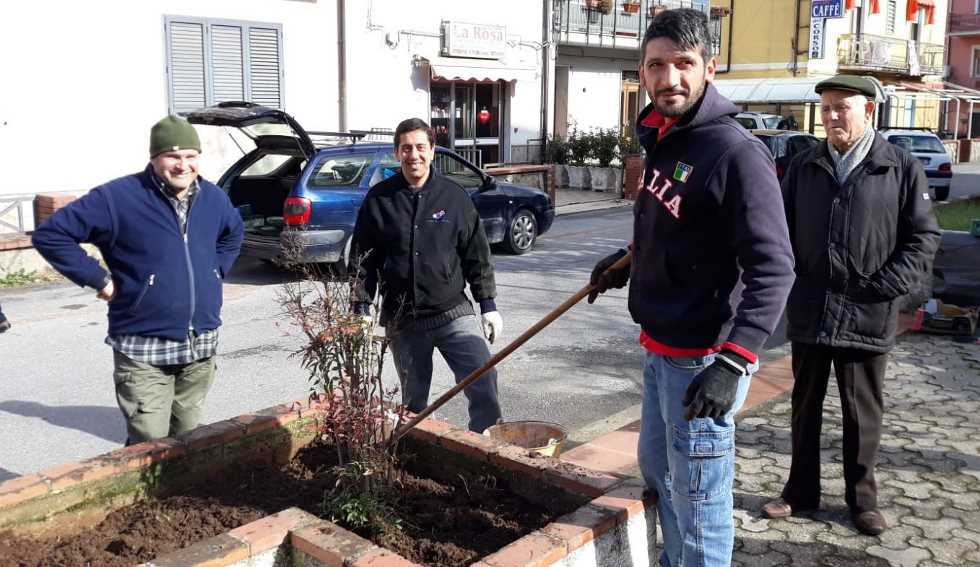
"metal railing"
916,42,945,76
455,148,483,168
555,0,709,49
837,33,945,77
0,196,33,234
950,13,980,34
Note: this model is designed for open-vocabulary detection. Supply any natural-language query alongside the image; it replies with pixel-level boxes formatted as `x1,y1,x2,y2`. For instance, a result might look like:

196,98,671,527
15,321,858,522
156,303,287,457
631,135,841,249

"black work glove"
682,350,751,420
587,248,630,304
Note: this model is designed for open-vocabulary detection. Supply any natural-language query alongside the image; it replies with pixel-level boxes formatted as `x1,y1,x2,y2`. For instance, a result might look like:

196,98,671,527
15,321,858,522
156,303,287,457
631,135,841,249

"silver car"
881,129,953,201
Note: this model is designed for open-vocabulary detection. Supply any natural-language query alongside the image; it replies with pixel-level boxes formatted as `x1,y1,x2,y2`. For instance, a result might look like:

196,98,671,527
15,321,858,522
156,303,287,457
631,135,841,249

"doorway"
621,70,641,138
430,81,504,167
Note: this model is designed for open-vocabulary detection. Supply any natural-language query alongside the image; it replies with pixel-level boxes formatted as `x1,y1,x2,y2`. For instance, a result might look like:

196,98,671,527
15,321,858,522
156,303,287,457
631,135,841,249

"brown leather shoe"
761,499,793,518
853,510,887,536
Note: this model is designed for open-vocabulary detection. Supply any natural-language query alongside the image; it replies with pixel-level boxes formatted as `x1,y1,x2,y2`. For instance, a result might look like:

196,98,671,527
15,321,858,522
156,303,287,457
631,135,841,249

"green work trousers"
112,351,217,444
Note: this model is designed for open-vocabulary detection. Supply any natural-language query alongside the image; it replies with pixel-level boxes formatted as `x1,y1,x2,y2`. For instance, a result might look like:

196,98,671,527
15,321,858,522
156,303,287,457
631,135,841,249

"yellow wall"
712,0,810,80
713,0,949,80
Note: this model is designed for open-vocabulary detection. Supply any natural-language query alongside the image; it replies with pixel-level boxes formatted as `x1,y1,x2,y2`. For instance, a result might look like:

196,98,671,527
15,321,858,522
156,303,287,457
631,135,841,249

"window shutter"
168,22,206,114
248,27,282,109
210,25,245,103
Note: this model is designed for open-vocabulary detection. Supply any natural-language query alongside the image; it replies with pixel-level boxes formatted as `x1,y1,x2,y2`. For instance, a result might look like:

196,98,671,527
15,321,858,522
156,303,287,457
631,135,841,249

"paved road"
0,207,648,481
950,163,980,202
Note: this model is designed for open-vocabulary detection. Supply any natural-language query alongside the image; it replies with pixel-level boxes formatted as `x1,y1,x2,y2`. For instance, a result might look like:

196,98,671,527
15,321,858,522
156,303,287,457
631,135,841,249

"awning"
711,77,824,104
420,56,538,83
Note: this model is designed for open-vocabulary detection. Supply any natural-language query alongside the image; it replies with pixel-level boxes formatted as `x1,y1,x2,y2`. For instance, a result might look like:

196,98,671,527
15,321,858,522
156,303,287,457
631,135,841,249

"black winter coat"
350,169,496,324
781,134,940,352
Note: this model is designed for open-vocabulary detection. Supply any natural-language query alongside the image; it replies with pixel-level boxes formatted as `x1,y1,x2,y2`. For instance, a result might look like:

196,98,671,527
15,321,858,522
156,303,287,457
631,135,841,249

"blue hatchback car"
186,102,554,270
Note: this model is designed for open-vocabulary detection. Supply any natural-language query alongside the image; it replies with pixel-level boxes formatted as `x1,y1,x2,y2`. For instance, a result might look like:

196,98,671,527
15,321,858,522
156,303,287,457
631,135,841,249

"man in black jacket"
350,118,503,433
761,75,940,536
588,9,795,567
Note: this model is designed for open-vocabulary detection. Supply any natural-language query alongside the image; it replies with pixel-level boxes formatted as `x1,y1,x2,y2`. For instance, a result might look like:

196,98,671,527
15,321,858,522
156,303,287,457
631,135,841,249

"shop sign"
443,21,506,60
810,17,826,59
811,0,845,19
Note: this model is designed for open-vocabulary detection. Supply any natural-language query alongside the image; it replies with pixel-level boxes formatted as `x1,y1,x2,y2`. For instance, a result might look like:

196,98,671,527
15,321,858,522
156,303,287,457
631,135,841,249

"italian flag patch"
672,162,693,183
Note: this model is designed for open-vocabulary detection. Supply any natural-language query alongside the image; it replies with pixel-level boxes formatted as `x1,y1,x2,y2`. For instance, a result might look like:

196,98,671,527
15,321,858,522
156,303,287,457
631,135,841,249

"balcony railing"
554,0,709,49
837,33,944,77
950,13,980,35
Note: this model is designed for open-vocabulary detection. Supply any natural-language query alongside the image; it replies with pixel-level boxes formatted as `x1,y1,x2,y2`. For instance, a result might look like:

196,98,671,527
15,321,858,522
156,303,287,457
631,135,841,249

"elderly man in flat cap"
762,75,940,535
33,116,244,445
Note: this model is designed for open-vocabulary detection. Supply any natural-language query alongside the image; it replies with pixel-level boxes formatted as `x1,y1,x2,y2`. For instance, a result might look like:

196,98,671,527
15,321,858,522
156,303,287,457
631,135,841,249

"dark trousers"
388,315,502,433
781,342,887,513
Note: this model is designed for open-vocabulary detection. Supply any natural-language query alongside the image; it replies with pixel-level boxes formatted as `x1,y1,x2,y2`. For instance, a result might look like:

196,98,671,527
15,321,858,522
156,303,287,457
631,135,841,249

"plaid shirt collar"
149,166,199,230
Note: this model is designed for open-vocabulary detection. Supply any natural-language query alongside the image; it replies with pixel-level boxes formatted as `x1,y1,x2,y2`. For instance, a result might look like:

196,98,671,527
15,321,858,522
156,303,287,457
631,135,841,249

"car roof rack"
306,130,367,146
304,128,395,149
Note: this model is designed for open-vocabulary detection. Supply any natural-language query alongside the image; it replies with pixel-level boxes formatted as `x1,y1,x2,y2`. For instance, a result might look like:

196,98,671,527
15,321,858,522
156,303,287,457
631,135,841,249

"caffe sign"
443,22,506,60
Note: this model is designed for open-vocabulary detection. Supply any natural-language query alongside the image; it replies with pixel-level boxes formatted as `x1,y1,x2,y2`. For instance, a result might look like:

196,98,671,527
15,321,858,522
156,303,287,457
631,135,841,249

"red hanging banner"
917,0,936,24
870,0,880,14
906,0,918,22
845,0,856,9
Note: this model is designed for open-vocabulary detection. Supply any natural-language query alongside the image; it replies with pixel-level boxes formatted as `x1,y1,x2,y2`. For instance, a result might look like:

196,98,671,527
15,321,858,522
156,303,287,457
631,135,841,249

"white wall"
561,55,635,135
341,0,545,148
0,0,338,198
808,0,950,76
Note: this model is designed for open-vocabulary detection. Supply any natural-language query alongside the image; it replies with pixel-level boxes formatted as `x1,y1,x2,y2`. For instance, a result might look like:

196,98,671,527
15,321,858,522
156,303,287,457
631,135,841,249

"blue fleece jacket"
628,83,795,357
32,165,244,340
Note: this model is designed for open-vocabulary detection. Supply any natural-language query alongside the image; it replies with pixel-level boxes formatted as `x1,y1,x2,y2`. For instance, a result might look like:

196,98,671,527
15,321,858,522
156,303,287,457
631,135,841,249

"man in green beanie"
33,115,244,445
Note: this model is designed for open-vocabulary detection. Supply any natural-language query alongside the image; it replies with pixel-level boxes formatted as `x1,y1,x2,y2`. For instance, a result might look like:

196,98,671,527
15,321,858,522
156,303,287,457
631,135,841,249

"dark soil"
0,441,559,567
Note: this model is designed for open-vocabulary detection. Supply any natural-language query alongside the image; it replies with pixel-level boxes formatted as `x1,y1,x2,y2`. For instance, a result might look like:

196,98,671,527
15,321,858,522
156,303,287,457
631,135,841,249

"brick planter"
0,401,657,566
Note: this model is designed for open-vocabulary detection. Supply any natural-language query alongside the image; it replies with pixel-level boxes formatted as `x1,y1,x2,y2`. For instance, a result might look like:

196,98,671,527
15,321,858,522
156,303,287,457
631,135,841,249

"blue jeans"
388,315,502,433
637,352,755,567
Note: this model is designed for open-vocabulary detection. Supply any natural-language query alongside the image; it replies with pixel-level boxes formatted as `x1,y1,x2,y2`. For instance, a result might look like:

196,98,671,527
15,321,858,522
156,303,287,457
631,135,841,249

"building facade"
710,0,950,137
0,1,549,232
551,0,710,139
946,0,980,137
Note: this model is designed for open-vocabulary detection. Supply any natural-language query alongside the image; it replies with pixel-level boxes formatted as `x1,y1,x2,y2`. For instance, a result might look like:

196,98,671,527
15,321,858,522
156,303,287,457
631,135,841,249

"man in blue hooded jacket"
587,9,795,567
33,116,244,445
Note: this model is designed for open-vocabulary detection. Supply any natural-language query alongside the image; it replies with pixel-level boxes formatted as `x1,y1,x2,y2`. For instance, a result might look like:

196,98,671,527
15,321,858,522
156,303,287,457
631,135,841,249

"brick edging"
1,398,656,566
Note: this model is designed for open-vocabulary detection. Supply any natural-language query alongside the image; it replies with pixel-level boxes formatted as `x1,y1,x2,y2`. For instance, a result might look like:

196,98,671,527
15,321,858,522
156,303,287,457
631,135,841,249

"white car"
735,112,784,130
881,129,953,201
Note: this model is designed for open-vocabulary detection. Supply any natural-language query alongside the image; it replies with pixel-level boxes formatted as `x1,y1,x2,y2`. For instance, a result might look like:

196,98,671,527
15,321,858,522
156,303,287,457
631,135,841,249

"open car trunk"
185,102,315,261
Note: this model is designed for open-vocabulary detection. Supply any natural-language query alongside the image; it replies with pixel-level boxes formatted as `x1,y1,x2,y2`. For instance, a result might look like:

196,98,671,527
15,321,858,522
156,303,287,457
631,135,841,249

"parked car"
880,128,953,201
185,102,555,271
735,112,785,130
749,129,820,179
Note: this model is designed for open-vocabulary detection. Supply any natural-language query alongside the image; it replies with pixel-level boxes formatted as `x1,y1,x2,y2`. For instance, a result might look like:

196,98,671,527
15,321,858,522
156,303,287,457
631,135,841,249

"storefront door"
430,81,503,167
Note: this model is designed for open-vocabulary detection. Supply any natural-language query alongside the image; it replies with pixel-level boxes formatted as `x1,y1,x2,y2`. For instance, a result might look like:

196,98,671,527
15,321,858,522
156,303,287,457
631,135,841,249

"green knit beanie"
149,115,201,157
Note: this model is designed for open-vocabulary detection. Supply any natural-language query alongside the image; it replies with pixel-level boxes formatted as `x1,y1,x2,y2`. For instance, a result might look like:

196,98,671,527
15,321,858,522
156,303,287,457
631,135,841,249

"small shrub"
322,460,402,534
568,129,592,167
591,128,620,168
544,135,569,165
279,243,409,533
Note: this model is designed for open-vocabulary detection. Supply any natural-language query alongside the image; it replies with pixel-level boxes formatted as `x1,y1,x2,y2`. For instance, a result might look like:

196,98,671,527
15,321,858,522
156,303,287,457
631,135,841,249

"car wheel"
934,186,949,201
503,209,537,254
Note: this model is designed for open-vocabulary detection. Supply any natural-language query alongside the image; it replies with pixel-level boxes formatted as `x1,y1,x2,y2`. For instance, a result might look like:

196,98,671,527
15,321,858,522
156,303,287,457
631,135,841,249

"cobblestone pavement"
731,333,980,566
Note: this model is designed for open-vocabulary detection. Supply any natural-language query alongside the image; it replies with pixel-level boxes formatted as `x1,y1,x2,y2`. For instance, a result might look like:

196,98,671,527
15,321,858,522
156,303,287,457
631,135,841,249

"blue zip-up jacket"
32,165,244,341
629,83,795,357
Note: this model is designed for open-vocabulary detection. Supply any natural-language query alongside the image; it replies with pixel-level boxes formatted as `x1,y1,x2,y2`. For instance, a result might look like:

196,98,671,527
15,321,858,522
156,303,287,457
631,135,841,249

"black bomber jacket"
350,169,496,324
